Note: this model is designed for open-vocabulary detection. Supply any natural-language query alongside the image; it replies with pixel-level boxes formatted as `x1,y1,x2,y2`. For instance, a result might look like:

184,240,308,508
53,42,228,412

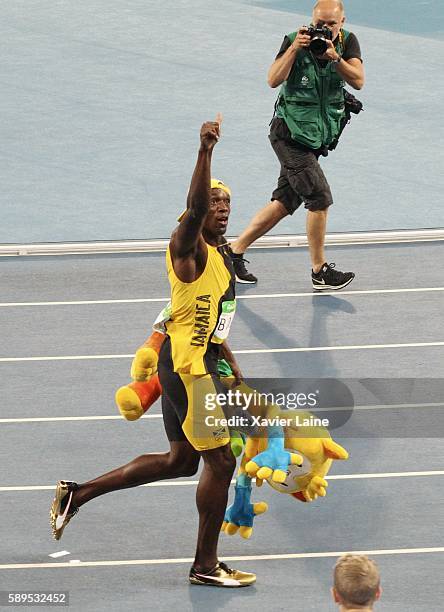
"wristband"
332,55,342,64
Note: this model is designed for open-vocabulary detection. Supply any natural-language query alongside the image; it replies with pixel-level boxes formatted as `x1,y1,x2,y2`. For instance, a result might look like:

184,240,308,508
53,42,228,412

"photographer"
230,0,365,290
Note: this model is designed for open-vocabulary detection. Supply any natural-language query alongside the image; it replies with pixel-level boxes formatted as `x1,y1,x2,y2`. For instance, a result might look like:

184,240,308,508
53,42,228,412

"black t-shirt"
275,31,362,63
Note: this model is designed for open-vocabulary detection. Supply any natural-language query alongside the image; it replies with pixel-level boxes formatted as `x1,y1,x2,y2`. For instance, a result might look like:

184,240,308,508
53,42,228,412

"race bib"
152,301,172,334
212,300,236,343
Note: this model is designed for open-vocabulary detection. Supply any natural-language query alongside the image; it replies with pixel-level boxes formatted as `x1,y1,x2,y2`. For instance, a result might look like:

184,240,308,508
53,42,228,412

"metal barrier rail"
1,229,444,256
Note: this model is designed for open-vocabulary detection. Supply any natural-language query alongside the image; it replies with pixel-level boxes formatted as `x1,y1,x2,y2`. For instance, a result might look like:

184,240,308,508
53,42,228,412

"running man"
50,116,257,587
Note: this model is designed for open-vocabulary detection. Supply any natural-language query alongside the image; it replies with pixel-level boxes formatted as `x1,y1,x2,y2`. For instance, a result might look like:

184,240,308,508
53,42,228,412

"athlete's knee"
168,445,200,478
173,456,200,478
202,444,236,480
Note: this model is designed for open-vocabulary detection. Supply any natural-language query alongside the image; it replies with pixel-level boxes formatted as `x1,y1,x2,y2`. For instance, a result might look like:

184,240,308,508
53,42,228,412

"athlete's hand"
200,113,223,151
130,347,158,382
229,363,243,388
292,26,311,50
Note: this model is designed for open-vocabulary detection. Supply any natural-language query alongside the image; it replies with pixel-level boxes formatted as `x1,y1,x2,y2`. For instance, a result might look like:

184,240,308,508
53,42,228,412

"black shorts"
269,118,333,214
158,336,231,451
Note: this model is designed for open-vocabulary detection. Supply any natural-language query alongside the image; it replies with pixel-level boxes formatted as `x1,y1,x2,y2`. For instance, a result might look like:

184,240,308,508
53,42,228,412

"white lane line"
238,287,444,299
315,402,444,413
235,342,444,354
1,471,443,492
0,298,168,307
326,471,444,480
1,402,442,424
1,341,444,363
0,547,443,570
0,414,162,423
0,354,133,362
1,287,444,307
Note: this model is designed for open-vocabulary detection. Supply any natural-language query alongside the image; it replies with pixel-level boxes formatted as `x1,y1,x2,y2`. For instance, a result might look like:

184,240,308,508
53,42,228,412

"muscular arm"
169,117,221,282
172,146,213,258
221,341,243,385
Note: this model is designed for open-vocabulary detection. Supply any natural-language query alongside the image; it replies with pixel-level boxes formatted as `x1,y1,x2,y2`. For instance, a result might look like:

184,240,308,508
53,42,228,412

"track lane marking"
1,286,444,307
0,547,443,570
1,471,443,492
1,402,442,423
235,342,444,354
1,341,444,363
0,414,163,423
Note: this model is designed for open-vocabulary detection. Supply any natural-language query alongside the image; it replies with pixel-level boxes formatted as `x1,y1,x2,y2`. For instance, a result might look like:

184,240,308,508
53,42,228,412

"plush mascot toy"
115,331,349,539
114,331,164,421
221,415,348,539
216,369,349,538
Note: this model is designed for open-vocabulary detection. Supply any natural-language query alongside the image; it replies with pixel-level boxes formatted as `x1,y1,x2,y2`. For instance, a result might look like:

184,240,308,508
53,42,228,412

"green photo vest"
276,30,349,149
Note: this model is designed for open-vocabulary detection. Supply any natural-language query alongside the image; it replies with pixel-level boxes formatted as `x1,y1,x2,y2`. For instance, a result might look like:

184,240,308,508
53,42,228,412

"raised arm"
171,115,222,253
170,116,222,270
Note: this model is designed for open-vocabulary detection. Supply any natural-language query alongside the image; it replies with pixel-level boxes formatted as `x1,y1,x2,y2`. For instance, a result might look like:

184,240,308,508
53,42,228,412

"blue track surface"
234,0,444,39
0,243,443,611
1,0,443,242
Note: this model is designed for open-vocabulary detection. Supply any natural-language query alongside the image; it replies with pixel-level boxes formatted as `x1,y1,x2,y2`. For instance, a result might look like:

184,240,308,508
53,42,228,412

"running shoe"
229,250,258,284
50,480,79,541
189,561,256,587
312,262,355,291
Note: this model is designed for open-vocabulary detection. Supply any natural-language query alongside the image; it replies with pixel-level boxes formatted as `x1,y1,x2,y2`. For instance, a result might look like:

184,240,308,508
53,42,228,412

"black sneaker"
189,561,256,587
312,262,355,291
229,251,257,284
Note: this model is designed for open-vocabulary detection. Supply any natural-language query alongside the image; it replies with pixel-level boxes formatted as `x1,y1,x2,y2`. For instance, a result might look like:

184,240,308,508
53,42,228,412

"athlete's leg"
193,442,236,572
72,440,199,507
50,352,200,540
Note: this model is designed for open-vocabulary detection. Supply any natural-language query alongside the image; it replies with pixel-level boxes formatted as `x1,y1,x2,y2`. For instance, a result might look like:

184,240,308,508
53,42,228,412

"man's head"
312,0,345,41
332,555,381,610
203,179,231,239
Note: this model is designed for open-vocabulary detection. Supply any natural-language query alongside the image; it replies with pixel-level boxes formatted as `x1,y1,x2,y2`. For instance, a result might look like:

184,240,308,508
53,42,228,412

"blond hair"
334,555,380,608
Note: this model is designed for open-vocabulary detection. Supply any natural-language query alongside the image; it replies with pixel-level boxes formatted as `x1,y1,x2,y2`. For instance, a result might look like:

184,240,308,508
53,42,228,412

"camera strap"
338,29,345,55
269,95,281,126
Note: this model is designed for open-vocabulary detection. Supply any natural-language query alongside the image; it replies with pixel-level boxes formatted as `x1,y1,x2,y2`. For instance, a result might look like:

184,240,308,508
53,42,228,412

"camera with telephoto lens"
304,24,333,55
